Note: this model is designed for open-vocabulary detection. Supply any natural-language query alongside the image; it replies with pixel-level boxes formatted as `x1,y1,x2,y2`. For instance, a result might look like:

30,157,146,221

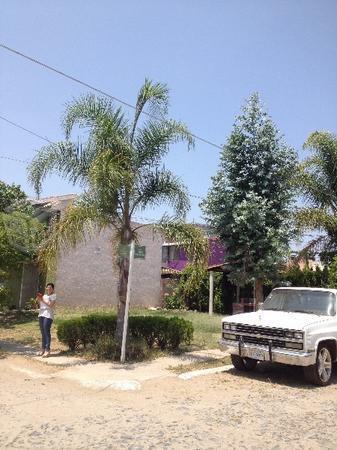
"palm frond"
134,119,194,169
302,131,337,209
62,94,127,139
62,94,131,163
294,235,328,262
27,141,93,196
38,201,107,271
295,207,337,234
296,163,337,210
132,168,190,217
131,79,169,141
155,217,209,267
88,150,132,218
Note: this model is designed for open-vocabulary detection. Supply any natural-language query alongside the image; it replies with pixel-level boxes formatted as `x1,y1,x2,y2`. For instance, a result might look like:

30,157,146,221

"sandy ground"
1,345,337,449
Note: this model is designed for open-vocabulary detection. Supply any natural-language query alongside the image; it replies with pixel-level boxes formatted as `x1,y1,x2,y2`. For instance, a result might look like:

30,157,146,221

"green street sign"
118,244,130,257
134,245,146,259
118,244,146,259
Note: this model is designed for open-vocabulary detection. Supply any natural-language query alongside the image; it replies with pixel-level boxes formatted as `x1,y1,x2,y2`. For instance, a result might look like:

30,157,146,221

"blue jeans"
39,317,53,351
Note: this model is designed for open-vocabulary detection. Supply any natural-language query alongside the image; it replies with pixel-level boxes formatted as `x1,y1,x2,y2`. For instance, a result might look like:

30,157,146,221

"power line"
0,154,28,163
0,114,205,200
0,115,52,143
0,43,223,151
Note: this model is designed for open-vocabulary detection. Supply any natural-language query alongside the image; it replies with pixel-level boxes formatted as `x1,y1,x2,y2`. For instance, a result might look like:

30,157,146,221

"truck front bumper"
219,339,315,367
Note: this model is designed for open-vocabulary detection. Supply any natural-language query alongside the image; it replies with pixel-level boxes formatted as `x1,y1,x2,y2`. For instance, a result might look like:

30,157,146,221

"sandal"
42,351,50,358
37,350,45,356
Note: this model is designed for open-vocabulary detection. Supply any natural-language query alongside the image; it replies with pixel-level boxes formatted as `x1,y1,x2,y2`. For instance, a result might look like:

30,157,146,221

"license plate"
249,348,265,361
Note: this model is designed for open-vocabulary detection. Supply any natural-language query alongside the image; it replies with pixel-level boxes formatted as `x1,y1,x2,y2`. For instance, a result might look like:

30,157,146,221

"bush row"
92,335,149,361
57,314,193,352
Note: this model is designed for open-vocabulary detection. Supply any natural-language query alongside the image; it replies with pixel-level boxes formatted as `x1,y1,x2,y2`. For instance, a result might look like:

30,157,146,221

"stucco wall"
55,224,163,308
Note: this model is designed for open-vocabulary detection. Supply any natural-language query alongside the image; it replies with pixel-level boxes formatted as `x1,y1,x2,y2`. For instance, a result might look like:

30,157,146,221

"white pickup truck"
220,287,337,386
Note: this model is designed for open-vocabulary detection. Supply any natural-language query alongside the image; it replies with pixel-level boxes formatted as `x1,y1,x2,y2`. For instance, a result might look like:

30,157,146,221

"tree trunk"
254,278,264,310
115,226,132,347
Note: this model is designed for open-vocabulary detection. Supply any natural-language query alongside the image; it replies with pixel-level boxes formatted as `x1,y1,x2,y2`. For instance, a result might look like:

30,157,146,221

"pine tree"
201,93,297,304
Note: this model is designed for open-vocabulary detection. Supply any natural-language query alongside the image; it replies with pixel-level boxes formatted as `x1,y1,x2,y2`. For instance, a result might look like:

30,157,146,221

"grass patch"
131,308,224,349
0,306,225,355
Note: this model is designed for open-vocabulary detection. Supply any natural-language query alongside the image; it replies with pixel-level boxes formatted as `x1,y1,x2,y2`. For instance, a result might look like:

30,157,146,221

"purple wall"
163,237,227,272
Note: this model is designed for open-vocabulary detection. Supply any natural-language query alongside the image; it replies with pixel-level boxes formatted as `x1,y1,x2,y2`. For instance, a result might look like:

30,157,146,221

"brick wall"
55,224,163,308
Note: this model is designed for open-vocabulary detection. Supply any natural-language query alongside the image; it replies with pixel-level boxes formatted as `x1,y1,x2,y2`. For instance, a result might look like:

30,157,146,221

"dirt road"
1,351,337,449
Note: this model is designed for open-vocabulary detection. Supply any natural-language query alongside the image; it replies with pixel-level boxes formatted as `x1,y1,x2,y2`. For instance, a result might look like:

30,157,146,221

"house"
161,234,237,314
287,251,324,271
17,194,236,312
16,194,163,308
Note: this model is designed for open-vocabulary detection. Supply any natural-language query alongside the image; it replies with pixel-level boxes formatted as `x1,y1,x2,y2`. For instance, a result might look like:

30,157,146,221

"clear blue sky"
1,0,336,224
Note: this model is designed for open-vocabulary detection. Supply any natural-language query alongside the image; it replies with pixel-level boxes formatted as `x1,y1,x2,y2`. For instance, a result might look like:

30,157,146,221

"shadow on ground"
0,340,38,356
225,361,337,389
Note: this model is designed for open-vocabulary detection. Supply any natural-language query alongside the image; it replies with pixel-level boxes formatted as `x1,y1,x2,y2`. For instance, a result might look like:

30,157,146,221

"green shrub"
81,314,117,344
92,335,149,361
148,316,169,350
328,256,337,288
124,337,149,361
165,265,224,313
57,313,194,354
167,317,193,349
281,264,329,288
129,315,159,348
0,286,12,311
163,294,185,310
57,318,86,351
129,315,193,350
92,335,119,360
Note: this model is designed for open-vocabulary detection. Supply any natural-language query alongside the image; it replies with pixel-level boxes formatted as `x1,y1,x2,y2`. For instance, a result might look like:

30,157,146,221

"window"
162,245,180,263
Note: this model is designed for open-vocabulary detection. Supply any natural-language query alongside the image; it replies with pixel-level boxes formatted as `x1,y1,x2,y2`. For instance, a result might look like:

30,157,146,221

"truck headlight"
222,333,236,340
223,323,230,330
285,331,294,338
230,324,237,331
294,332,303,340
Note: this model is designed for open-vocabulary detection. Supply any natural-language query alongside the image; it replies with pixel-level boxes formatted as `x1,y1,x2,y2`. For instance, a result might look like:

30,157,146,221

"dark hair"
46,283,55,290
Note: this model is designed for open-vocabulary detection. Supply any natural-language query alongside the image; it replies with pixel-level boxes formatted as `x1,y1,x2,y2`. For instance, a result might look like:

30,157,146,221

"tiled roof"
30,193,77,204
29,194,78,212
161,267,182,275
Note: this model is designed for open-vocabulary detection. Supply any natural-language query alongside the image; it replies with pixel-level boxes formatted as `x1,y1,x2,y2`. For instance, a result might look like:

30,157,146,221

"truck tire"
303,345,333,386
231,354,257,371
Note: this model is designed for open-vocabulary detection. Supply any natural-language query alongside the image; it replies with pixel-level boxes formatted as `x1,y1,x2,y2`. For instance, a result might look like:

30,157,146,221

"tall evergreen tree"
201,93,297,304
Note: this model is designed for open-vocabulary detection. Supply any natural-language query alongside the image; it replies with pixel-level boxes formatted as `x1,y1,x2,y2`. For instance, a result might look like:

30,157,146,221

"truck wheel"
303,345,333,386
231,355,257,371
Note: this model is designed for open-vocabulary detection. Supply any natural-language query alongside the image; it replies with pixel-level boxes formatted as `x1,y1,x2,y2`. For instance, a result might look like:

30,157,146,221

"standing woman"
36,283,57,357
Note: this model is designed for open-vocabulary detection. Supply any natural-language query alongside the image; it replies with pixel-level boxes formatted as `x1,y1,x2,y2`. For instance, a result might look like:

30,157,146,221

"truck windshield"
262,290,336,316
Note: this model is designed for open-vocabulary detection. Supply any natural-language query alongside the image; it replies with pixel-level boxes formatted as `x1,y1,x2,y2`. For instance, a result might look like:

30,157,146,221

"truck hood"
223,310,334,330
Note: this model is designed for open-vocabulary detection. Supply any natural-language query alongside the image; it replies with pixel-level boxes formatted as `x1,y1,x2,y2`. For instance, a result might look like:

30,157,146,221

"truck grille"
234,324,286,338
235,335,287,348
222,323,304,350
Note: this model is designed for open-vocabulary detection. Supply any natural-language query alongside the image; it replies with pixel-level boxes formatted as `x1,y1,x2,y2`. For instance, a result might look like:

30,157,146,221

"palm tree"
296,131,337,262
28,80,208,344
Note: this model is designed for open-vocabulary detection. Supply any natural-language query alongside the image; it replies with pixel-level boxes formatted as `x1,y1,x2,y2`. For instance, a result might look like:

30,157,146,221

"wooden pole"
120,241,135,363
209,271,214,315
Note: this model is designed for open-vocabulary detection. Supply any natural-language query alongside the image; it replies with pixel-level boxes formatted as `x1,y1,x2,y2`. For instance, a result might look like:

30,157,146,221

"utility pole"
120,240,135,363
209,271,214,315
